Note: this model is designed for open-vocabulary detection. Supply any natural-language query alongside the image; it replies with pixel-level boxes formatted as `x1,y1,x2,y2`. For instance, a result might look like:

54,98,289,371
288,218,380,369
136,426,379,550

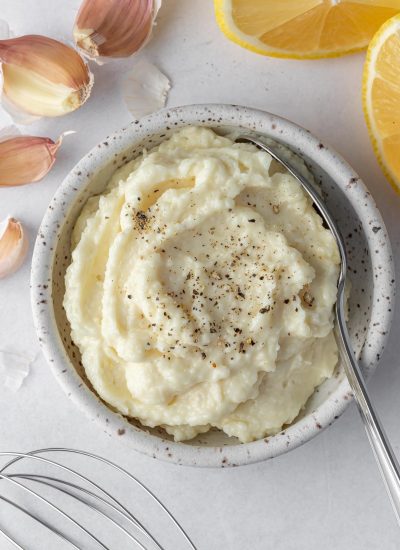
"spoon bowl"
236,134,400,521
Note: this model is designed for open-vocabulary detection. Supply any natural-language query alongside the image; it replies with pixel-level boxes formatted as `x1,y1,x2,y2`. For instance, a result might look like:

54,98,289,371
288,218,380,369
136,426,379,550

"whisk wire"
11,474,152,550
0,472,109,550
0,502,25,550
0,451,161,549
0,493,82,550
32,448,197,550
0,448,198,550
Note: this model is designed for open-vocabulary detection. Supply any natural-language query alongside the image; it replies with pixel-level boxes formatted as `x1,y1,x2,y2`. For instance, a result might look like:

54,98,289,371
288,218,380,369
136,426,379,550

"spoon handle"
336,296,400,524
235,133,400,523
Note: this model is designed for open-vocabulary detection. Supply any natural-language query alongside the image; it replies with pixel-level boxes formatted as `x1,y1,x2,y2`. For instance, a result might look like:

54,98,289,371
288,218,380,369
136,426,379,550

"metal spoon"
236,134,400,523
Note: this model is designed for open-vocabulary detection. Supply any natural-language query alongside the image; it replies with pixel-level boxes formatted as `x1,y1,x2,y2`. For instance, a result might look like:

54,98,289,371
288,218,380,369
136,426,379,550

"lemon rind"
214,0,369,60
362,13,400,194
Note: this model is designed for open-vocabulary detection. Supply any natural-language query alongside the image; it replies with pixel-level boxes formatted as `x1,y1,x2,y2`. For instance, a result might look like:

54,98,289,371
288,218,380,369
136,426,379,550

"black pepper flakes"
134,210,149,231
237,287,245,299
302,290,315,307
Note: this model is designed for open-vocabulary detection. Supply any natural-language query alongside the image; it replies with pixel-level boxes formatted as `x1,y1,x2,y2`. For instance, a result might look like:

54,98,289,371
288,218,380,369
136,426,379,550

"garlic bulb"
0,35,93,118
73,0,160,60
0,132,67,186
0,218,28,279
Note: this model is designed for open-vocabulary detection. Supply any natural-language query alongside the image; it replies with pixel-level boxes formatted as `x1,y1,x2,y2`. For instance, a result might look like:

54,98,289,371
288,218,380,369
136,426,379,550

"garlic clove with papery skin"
0,35,93,118
0,132,70,187
0,218,28,279
73,0,160,60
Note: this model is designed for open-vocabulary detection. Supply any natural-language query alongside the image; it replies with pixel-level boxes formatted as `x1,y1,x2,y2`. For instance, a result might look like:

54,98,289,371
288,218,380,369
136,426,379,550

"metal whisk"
0,448,198,550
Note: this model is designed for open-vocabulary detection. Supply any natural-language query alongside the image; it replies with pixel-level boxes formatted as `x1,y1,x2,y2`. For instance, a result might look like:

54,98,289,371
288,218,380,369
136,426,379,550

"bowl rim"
31,103,395,468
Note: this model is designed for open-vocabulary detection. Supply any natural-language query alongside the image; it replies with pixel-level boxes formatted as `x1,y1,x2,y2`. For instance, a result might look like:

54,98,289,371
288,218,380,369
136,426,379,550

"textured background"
0,1,399,548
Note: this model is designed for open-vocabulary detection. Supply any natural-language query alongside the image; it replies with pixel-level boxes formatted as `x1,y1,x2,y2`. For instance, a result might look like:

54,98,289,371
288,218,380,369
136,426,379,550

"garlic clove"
0,35,93,118
0,132,70,186
73,0,160,60
1,93,41,125
0,217,29,279
122,59,170,118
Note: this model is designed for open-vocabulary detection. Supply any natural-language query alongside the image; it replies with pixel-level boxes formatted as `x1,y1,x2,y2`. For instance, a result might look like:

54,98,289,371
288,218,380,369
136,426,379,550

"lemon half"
214,0,400,59
363,13,400,192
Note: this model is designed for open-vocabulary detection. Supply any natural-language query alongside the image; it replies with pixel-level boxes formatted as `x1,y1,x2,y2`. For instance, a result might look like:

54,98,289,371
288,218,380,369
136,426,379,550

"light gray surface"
0,0,399,548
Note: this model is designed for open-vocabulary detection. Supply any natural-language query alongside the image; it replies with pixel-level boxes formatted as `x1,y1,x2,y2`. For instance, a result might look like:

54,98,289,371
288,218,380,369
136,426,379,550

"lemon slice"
214,0,400,59
363,14,400,192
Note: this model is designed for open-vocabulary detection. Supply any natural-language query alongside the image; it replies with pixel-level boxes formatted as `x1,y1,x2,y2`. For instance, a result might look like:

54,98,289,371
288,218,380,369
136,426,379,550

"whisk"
0,448,198,550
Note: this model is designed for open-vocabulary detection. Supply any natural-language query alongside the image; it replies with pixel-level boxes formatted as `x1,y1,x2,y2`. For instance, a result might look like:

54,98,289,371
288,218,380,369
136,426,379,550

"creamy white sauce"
64,127,340,442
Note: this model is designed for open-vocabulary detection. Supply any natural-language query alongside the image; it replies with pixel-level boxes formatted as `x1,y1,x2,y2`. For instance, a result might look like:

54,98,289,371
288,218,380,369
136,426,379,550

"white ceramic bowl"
31,104,395,467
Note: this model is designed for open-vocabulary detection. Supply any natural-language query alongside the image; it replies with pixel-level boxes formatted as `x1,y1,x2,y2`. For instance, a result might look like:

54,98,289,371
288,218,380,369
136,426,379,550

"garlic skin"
0,19,11,40
122,59,170,118
0,35,93,118
0,218,28,279
73,0,159,60
0,133,65,186
0,349,33,391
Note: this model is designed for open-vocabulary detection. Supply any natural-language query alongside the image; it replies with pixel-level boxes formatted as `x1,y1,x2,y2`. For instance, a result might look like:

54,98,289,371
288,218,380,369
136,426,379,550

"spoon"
236,134,400,523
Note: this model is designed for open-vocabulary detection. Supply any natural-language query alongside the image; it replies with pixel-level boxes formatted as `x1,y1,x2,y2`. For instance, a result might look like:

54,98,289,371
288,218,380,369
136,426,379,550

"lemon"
214,0,400,59
363,13,400,193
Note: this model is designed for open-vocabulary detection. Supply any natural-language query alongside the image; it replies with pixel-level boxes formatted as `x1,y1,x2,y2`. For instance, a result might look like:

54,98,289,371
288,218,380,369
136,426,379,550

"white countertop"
1,1,400,548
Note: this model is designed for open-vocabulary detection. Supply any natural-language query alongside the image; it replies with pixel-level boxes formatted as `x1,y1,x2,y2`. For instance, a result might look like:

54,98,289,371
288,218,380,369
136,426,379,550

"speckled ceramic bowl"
31,104,395,467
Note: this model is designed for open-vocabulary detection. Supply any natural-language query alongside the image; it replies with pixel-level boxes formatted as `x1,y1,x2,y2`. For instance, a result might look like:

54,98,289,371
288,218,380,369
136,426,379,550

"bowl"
31,104,395,467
